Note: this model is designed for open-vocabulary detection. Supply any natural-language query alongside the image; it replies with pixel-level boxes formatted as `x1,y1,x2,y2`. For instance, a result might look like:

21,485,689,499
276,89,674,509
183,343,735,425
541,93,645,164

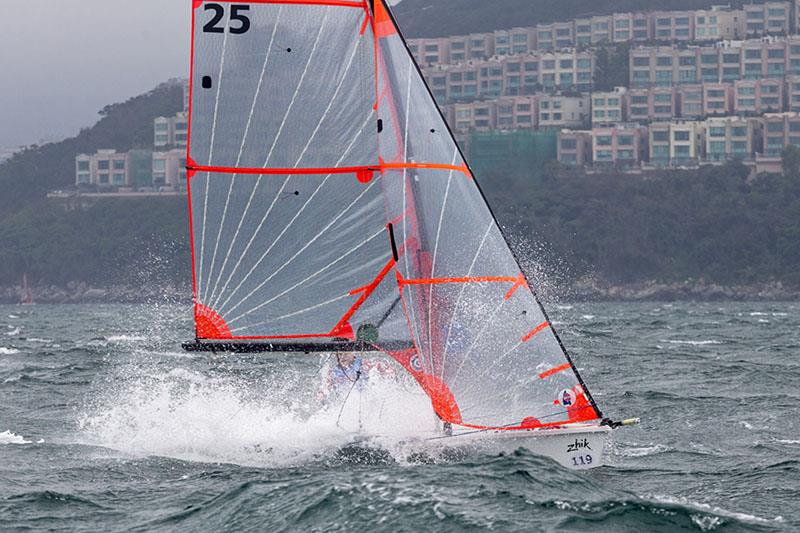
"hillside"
0,82,183,220
393,0,751,38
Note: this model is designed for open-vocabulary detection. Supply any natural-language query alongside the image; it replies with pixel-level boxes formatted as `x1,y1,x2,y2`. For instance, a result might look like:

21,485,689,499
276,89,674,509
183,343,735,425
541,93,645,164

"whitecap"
26,338,52,343
652,495,784,527
749,312,769,316
662,339,723,346
7,314,20,319
0,430,31,444
106,335,147,342
0,347,20,355
617,442,669,457
5,327,20,336
581,315,596,320
776,439,800,445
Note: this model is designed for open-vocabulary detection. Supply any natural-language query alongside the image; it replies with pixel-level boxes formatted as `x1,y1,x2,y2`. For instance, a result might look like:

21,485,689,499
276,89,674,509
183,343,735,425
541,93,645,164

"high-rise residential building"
648,120,705,166
557,130,593,166
627,87,679,122
538,94,590,129
591,123,648,168
592,87,628,125
651,10,695,42
703,116,758,162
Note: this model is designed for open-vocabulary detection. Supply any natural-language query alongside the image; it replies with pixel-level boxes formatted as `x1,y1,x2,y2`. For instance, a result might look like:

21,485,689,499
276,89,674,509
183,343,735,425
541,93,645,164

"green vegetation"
0,82,182,220
394,0,749,38
482,159,800,286
593,44,631,92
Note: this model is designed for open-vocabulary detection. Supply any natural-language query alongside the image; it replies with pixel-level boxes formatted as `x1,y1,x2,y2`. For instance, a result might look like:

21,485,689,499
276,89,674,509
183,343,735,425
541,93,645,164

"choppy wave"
662,339,723,345
0,347,20,355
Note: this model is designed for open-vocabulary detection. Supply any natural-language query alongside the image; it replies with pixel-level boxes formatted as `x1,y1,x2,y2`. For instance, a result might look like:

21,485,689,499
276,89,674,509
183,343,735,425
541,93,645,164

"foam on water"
662,339,723,345
78,366,438,468
0,347,20,355
0,430,32,444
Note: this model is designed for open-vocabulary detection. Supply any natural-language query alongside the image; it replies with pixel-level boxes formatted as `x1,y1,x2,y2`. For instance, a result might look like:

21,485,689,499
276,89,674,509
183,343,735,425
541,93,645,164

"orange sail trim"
372,0,397,37
522,321,550,342
386,348,463,424
195,303,233,339
503,273,528,300
538,362,572,379
398,275,520,286
330,259,395,338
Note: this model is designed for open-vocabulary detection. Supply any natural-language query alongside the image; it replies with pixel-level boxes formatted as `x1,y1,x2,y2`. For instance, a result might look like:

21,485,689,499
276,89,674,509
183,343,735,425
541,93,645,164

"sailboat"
20,274,33,306
181,0,636,469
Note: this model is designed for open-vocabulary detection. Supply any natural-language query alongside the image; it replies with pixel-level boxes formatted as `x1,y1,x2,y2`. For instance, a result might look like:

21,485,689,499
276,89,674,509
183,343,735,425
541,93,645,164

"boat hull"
430,423,611,470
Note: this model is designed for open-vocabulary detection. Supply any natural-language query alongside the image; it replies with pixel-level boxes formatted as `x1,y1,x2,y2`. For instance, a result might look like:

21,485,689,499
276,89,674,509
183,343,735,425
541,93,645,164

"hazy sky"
0,0,400,148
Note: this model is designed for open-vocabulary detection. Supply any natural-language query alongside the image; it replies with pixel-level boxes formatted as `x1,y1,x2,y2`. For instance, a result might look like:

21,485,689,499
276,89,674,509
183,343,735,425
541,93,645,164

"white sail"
185,0,603,430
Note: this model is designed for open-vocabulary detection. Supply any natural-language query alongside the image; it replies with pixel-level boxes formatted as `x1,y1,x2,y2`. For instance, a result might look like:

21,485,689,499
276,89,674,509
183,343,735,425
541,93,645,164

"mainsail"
185,0,603,430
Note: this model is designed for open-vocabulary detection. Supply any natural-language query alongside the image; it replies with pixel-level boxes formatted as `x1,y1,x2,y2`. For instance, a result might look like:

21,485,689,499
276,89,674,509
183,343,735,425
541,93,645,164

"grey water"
0,302,797,531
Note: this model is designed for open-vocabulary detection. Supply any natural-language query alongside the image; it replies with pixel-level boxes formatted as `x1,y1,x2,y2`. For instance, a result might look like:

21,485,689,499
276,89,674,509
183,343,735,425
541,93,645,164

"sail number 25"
203,4,251,34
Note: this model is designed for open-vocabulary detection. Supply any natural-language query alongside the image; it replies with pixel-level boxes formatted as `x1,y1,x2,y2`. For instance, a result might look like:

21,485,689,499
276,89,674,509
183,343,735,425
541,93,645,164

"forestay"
185,0,603,430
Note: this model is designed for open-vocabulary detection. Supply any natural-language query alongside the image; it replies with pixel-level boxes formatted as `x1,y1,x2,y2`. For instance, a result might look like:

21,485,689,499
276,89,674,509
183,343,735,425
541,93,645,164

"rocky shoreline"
0,279,798,304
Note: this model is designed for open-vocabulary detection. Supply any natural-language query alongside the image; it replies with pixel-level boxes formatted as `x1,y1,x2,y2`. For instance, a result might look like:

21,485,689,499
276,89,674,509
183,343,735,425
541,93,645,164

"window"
631,106,648,116
594,110,606,118
652,145,669,158
731,127,747,137
738,98,755,107
608,97,620,106
654,93,672,103
596,150,613,161
709,127,725,137
559,59,573,69
680,56,696,66
593,98,606,106
657,18,671,26
633,56,650,66
701,54,718,64
767,49,785,59
618,135,633,146
732,141,748,153
767,122,784,133
98,160,110,170
577,58,592,69
113,173,126,185
674,145,691,157
657,57,672,67
710,141,726,153
707,89,725,98
723,53,740,64
113,159,125,170
561,138,577,149
506,63,520,73
674,131,690,141
553,113,562,120
77,161,89,171
653,131,669,142
155,122,168,132
655,105,673,114
99,173,109,184
631,95,648,104
745,49,761,59
675,17,689,25
525,61,538,71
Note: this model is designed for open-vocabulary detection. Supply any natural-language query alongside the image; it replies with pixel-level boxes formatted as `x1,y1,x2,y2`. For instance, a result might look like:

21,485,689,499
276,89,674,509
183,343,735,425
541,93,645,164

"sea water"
0,302,797,531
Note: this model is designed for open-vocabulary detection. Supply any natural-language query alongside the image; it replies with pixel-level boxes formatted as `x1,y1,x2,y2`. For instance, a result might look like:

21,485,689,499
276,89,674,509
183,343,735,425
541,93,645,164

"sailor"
317,352,394,404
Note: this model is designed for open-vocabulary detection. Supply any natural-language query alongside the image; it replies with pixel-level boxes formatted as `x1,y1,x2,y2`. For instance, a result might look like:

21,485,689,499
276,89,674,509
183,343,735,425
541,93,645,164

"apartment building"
628,87,679,122
422,50,594,103
733,79,785,114
449,96,539,133
494,27,537,56
787,74,800,110
533,22,573,51
678,85,705,118
694,6,745,41
591,124,648,168
703,83,734,115
592,87,628,125
703,116,758,162
648,121,705,166
744,2,791,36
557,130,593,166
760,111,800,156
154,111,188,149
152,149,187,189
75,150,154,188
652,11,695,42
538,94,589,129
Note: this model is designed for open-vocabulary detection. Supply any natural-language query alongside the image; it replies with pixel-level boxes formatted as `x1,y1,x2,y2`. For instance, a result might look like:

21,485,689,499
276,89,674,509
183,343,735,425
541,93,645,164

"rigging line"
198,9,232,298
438,220,493,381
227,225,385,323
209,14,364,309
213,9,331,307
448,296,509,389
229,292,353,333
222,179,379,317
204,6,284,305
213,116,373,313
426,147,458,375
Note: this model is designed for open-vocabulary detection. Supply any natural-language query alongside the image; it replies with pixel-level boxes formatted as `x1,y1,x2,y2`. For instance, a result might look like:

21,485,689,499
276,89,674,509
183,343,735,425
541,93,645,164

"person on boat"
317,352,394,405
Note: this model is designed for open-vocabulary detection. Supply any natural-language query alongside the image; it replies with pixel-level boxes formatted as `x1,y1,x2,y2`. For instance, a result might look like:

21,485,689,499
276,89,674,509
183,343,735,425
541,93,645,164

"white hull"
427,423,612,470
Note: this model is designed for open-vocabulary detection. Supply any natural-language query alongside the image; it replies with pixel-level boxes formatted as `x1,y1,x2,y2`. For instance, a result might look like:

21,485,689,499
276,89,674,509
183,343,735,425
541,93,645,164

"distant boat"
180,0,637,469
20,274,33,306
